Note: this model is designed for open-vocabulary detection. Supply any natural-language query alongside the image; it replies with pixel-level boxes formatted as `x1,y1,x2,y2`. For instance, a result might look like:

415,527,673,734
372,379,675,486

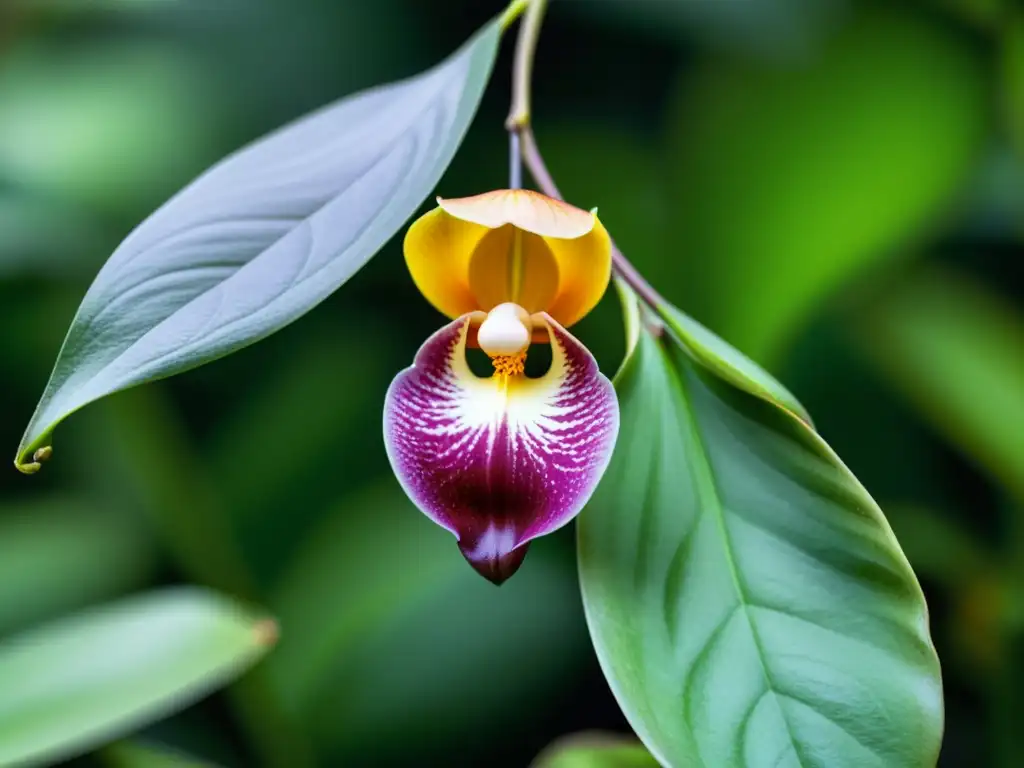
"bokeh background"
0,0,1022,765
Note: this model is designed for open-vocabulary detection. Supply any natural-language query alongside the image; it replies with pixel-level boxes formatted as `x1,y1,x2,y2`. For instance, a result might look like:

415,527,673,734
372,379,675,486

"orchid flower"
383,189,620,584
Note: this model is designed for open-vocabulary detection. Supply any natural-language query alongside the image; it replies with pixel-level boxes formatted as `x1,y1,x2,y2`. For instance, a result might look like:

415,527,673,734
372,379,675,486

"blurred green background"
0,0,1022,765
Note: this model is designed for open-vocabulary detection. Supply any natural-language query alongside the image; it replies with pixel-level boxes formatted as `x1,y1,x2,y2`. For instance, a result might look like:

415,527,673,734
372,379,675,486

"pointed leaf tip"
14,14,505,471
0,588,273,767
252,618,280,647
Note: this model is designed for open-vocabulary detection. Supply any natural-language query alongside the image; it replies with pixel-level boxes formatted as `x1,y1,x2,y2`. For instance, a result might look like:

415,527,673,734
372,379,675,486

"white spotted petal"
383,312,620,583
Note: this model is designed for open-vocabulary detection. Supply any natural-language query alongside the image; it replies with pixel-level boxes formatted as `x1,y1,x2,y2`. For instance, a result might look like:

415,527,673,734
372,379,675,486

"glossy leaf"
532,733,660,768
0,588,275,766
667,5,986,362
578,283,942,767
13,15,503,472
853,267,1024,501
659,305,810,426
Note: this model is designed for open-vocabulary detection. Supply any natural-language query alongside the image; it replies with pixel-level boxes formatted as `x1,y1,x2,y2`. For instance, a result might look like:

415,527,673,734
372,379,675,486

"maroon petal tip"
385,312,619,586
459,538,530,586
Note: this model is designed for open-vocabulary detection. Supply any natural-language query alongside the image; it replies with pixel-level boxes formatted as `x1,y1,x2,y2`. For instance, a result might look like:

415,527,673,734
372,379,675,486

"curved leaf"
0,588,275,767
659,304,811,426
14,15,503,473
578,285,942,767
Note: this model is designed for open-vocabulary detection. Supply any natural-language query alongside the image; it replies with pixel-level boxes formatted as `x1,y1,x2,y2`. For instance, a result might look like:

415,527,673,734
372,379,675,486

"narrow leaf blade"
0,588,275,767
14,17,503,472
578,286,943,767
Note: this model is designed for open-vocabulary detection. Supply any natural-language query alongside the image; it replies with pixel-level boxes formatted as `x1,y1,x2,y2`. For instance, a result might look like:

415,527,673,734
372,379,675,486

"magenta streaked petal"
383,312,619,584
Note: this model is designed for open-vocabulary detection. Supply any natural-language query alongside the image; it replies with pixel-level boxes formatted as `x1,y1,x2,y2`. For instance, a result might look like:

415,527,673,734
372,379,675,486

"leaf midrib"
18,43,486,463
659,338,806,768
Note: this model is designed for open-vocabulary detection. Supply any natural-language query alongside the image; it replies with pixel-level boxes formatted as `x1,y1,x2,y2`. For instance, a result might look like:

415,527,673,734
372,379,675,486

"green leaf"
852,267,1024,502
0,588,275,767
532,733,660,768
0,497,155,635
13,15,503,473
578,283,942,767
658,305,811,426
667,5,986,363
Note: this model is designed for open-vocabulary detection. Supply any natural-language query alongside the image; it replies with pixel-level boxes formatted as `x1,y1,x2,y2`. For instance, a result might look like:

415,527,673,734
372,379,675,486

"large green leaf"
667,5,986,363
13,15,504,473
0,588,275,767
852,267,1024,502
578,283,942,767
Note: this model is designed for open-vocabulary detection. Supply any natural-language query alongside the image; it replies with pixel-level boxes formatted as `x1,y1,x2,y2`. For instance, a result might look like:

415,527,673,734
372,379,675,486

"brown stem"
518,127,667,312
506,0,548,130
505,0,667,312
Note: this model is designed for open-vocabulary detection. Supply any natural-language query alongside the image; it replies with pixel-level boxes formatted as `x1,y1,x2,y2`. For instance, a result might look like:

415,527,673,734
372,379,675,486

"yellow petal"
403,189,613,328
542,216,612,328
467,227,558,313
403,206,486,319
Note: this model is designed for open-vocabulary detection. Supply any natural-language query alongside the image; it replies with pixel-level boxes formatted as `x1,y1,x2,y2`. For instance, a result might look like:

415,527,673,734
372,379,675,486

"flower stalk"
505,0,668,314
